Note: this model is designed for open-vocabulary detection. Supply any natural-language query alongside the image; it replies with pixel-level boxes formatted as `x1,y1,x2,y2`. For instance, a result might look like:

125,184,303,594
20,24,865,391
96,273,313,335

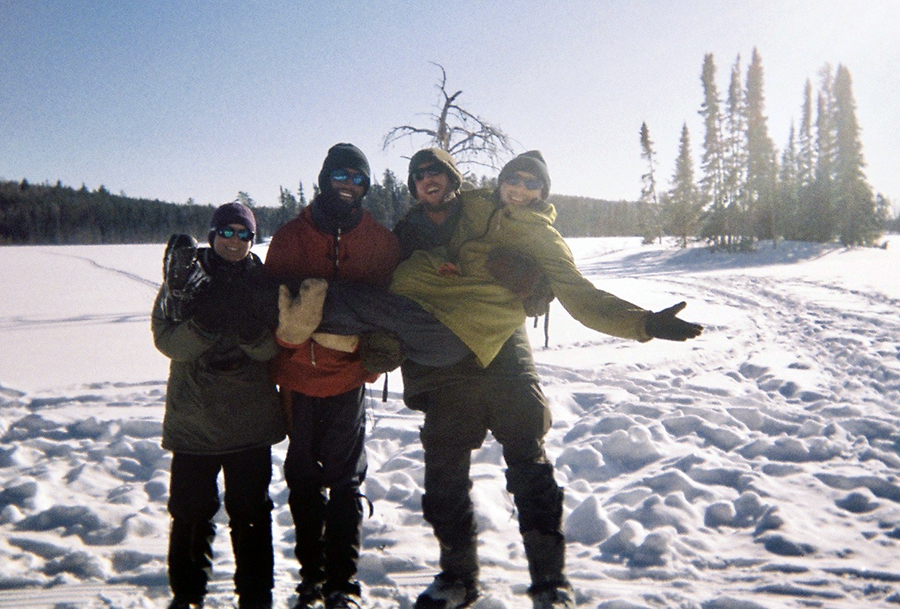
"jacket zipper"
311,228,343,368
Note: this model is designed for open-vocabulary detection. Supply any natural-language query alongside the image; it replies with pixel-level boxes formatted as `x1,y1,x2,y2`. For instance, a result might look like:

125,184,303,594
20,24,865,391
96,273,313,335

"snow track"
1,239,899,607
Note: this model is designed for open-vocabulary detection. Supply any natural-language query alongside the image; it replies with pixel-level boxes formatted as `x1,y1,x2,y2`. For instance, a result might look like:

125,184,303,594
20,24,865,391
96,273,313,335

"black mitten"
485,247,554,317
162,234,210,322
644,302,703,341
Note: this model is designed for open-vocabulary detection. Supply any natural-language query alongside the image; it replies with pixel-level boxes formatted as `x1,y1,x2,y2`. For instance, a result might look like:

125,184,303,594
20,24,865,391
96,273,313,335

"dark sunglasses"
330,169,367,186
412,167,445,182
215,226,254,241
502,174,544,191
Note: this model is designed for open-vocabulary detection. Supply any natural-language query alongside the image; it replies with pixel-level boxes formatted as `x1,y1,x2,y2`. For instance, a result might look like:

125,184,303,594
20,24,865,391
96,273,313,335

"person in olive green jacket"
152,201,284,609
310,151,702,370
388,150,702,366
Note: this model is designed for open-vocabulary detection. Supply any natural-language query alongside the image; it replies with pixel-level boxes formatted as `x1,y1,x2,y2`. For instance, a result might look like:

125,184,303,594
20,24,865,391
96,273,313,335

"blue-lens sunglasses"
215,227,254,241
330,169,367,186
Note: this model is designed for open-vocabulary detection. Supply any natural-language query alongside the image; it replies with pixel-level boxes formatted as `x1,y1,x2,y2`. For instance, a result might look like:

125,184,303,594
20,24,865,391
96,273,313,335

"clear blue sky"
2,1,898,208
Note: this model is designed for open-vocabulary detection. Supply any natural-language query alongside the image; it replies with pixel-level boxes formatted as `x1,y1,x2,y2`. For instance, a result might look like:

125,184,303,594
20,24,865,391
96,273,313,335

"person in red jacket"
264,143,400,609
265,143,400,609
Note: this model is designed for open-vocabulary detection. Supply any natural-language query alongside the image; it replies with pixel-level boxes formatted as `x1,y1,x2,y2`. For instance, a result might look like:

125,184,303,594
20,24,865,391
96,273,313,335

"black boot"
322,484,363,597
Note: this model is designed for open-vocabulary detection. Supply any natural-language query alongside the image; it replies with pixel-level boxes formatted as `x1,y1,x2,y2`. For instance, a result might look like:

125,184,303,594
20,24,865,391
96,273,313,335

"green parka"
152,250,285,454
390,189,651,366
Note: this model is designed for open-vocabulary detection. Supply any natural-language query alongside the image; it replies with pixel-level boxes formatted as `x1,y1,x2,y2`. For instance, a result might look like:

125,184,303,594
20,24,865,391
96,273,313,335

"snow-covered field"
1,236,899,608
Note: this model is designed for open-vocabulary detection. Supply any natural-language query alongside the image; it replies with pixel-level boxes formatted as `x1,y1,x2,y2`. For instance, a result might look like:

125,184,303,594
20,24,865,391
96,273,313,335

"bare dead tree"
382,63,516,172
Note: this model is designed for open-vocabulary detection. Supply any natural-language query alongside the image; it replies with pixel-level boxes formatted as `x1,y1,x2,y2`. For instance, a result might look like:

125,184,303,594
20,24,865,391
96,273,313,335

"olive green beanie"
407,148,463,199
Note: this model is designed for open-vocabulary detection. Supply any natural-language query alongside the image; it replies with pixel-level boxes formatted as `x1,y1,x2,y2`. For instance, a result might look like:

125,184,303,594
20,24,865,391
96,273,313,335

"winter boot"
324,589,361,609
414,573,479,609
529,583,575,609
276,279,328,345
237,590,273,609
162,234,209,321
292,579,324,609
523,530,571,606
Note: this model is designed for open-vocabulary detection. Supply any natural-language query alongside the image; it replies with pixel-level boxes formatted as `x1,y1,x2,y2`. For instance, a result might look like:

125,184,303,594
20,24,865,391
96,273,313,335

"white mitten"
275,279,327,345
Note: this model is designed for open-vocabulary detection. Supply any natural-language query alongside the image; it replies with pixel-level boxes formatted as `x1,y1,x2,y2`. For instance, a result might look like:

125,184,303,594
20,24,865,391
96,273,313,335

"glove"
275,279,327,345
163,234,199,291
238,312,269,344
237,274,278,344
161,234,210,322
485,247,554,317
190,288,228,334
358,332,405,373
644,302,703,341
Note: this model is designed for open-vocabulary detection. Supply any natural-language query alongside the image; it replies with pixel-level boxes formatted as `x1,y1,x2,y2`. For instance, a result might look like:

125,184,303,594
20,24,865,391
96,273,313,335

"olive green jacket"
390,189,651,366
151,253,285,454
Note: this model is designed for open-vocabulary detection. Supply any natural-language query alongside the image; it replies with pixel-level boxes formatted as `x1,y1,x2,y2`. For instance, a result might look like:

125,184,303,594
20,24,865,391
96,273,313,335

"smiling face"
498,171,544,207
213,223,252,262
413,162,455,209
330,168,367,206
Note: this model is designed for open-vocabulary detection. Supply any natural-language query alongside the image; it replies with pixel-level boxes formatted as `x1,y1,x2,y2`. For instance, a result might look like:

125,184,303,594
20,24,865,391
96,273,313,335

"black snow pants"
167,446,275,604
284,386,368,596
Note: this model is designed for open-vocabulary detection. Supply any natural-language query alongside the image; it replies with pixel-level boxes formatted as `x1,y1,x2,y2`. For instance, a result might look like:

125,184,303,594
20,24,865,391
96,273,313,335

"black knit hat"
407,148,463,199
499,150,551,199
317,143,371,196
208,201,257,245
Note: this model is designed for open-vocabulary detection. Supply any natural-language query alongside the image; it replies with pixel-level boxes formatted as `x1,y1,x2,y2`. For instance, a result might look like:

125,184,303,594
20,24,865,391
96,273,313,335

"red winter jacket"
264,206,400,397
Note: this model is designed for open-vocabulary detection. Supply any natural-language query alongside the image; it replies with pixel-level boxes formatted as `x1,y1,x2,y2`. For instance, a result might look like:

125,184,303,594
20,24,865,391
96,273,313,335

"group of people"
152,144,703,609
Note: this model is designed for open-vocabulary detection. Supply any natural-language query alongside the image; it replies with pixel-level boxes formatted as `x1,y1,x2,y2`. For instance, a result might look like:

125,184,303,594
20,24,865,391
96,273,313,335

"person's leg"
316,280,471,367
222,446,275,607
418,387,490,585
488,380,570,597
284,392,327,591
317,386,368,601
168,452,222,605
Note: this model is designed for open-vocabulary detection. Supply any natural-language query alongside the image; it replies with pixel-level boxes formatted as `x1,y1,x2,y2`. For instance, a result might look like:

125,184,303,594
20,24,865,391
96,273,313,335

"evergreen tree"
744,48,779,243
811,65,838,242
778,123,801,239
832,64,879,245
298,182,308,208
638,121,662,243
797,80,816,188
663,124,702,247
698,53,728,247
722,55,748,250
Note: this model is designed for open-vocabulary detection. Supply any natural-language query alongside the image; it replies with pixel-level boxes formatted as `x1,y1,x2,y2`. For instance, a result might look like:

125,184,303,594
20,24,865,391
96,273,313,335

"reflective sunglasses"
330,168,367,186
412,167,445,182
502,174,544,191
215,226,254,241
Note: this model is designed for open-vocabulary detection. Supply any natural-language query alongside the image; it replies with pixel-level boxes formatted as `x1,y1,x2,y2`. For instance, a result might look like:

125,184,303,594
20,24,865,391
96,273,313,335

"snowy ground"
1,236,899,609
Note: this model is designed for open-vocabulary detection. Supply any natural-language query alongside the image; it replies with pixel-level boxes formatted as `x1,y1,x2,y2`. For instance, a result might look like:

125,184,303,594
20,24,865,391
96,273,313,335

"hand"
644,302,703,341
191,291,226,334
275,279,327,345
485,247,555,315
358,332,405,373
238,313,269,344
437,262,462,277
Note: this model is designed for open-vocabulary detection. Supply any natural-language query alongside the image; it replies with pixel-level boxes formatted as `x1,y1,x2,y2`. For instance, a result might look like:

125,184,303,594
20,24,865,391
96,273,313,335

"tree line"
1,173,646,245
639,49,893,249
